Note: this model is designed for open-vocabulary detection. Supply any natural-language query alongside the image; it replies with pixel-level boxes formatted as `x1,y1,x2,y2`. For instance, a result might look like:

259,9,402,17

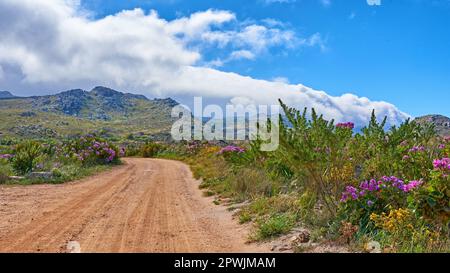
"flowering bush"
158,103,448,251
336,122,355,130
186,140,203,155
339,175,423,230
370,208,445,252
412,157,450,225
62,135,119,165
370,208,414,234
433,158,450,171
218,145,247,164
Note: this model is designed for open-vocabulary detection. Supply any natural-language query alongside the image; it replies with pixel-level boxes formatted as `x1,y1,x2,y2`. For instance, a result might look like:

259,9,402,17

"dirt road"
0,158,268,253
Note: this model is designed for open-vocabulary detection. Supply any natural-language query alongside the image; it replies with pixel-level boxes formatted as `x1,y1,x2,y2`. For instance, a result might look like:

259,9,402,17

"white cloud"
229,50,256,61
261,18,286,28
167,9,236,41
0,0,409,126
303,33,327,51
272,77,290,84
205,50,256,68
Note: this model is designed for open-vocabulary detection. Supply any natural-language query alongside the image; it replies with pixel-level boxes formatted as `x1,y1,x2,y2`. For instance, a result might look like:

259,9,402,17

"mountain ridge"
0,86,179,140
0,91,17,99
415,114,450,137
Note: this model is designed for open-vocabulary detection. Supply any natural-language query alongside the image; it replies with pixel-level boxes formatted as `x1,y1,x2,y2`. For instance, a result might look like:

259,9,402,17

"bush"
169,102,448,251
140,142,165,158
11,141,43,175
256,213,296,239
230,167,279,199
62,135,119,165
370,208,448,252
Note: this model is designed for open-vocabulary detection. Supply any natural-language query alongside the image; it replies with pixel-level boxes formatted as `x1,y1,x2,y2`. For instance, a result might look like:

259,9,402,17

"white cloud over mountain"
0,0,409,126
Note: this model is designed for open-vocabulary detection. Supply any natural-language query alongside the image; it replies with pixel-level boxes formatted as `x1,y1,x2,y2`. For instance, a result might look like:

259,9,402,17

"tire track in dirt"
0,158,269,253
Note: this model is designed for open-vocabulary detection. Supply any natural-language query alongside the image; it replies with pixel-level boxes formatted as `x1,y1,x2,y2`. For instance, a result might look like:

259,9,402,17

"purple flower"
409,146,426,153
367,200,374,207
433,158,450,171
341,175,424,204
336,122,355,130
438,144,445,150
340,186,359,202
0,154,14,159
218,145,246,154
402,180,423,192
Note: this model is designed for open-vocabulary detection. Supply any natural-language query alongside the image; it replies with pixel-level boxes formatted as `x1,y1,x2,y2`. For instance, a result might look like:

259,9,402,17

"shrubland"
149,101,449,253
0,134,121,185
1,100,448,252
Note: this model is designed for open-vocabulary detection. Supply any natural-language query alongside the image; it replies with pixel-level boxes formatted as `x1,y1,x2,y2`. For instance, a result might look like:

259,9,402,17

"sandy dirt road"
0,158,269,253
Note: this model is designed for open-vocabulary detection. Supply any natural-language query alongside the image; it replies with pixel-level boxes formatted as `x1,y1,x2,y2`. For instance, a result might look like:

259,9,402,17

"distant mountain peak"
154,98,179,107
0,91,17,99
91,86,120,97
415,114,450,136
90,86,148,101
60,89,86,95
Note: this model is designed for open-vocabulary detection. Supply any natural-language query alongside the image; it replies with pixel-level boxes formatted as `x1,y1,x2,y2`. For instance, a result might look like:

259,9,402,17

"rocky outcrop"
415,114,450,136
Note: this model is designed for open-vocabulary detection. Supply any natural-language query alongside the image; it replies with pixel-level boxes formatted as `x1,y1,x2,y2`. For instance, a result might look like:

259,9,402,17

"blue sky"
76,0,450,118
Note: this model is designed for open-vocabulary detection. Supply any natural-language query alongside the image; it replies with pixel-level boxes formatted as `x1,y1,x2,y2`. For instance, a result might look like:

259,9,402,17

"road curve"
0,158,268,253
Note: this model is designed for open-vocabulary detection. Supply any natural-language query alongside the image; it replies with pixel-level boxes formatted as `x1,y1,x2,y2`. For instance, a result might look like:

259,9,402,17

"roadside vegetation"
125,101,449,253
0,135,121,185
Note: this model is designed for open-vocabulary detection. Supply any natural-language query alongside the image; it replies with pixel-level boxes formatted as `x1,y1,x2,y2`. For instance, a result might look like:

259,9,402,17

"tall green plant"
273,100,356,215
11,141,43,175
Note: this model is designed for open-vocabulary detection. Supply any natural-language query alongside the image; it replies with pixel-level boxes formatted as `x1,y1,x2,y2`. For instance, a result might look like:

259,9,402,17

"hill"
415,114,450,137
0,87,178,140
0,91,17,99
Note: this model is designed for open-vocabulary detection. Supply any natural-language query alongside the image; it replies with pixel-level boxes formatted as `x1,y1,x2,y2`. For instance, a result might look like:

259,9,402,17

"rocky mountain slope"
0,87,178,140
415,114,450,137
0,91,17,99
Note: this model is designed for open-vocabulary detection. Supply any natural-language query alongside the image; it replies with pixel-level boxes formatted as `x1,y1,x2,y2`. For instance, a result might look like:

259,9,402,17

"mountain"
0,91,17,99
0,87,179,140
415,115,450,137
29,86,154,120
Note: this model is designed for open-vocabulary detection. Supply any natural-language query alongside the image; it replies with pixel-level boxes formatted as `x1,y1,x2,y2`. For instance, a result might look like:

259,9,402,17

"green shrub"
167,102,448,251
11,141,43,175
140,142,165,158
230,167,279,199
256,213,296,239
